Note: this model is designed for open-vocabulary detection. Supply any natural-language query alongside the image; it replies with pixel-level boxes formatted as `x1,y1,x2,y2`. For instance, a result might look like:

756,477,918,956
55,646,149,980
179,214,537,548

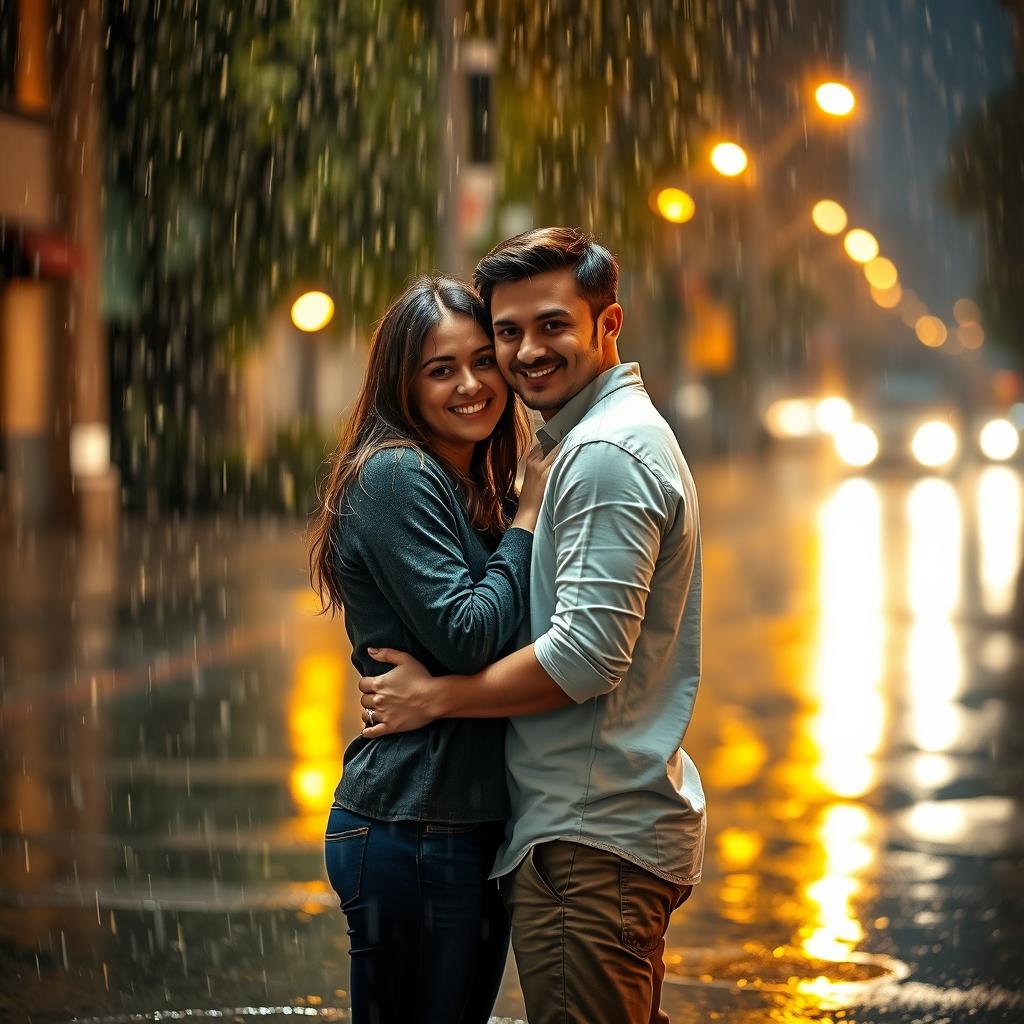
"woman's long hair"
309,275,530,615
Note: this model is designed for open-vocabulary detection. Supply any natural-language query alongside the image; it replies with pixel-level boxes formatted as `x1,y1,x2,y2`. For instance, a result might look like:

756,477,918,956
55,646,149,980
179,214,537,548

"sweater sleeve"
344,450,533,675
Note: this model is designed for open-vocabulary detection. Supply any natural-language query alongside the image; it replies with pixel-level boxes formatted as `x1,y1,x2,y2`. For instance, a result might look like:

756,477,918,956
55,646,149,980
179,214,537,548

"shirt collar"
536,362,643,452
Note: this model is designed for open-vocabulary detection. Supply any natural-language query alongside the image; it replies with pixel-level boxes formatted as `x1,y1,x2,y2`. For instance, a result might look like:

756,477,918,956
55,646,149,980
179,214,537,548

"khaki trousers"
504,840,691,1024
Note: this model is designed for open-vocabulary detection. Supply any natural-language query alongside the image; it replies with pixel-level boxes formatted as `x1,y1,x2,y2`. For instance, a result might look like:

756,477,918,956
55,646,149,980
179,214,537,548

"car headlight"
911,421,958,467
979,418,1019,461
835,422,879,467
815,396,854,435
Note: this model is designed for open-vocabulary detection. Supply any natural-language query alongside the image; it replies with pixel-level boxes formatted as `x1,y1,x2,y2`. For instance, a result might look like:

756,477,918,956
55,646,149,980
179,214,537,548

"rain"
1,0,1023,1021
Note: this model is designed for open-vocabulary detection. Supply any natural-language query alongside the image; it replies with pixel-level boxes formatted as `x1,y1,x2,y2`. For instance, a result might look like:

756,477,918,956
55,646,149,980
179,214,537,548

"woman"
308,276,553,1023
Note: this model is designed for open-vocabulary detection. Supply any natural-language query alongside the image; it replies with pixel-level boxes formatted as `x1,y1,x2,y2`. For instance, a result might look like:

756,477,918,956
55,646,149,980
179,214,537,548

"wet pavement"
1,452,1023,1023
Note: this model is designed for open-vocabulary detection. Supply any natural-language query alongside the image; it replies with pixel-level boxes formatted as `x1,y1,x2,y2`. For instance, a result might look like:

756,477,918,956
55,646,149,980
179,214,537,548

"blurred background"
1,1,1023,1022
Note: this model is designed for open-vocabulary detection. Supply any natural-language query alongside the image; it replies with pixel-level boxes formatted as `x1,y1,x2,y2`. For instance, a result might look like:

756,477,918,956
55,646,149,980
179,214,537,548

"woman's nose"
456,371,482,395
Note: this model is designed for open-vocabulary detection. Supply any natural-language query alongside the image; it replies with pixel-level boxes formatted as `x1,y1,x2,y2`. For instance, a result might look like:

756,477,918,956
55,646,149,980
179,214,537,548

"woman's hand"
512,443,560,533
359,648,442,738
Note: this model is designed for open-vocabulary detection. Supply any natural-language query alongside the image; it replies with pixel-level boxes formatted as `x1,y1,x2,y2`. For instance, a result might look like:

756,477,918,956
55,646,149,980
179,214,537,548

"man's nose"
517,331,548,365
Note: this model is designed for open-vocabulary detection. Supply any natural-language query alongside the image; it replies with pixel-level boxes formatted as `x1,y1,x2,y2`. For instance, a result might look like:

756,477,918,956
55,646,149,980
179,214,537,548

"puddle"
68,1013,526,1024
893,797,1024,855
664,941,908,997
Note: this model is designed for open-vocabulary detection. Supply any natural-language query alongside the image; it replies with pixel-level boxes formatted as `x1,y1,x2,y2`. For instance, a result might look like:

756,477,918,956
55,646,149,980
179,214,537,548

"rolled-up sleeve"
534,441,669,703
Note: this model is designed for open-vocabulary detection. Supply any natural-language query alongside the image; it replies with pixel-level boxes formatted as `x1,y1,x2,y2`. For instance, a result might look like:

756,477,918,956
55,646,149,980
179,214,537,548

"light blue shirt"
493,362,706,885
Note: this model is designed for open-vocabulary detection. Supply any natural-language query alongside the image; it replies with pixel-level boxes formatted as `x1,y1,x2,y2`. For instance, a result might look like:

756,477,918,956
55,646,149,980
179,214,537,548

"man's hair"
473,227,618,320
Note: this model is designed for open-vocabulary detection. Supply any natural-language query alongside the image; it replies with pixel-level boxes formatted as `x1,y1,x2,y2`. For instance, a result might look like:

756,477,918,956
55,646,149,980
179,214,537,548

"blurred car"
833,371,1021,471
834,371,961,471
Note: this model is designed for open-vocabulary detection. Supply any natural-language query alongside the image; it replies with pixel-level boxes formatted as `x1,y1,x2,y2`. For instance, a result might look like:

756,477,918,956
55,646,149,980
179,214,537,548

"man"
359,227,705,1024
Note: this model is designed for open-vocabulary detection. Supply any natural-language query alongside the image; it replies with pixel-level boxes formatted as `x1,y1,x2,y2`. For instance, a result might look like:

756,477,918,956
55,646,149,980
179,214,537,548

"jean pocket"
324,825,370,910
527,843,565,903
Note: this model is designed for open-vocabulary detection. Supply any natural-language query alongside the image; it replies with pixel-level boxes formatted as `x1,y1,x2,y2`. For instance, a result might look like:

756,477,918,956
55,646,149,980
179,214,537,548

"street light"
815,82,856,118
915,315,948,348
654,187,696,224
291,290,335,332
710,142,749,177
864,256,898,290
812,199,848,235
843,228,879,264
870,283,902,309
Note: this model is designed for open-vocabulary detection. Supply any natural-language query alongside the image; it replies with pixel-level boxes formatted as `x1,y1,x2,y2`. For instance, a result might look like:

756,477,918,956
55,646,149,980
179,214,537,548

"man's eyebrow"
534,307,572,321
421,344,494,368
492,307,573,327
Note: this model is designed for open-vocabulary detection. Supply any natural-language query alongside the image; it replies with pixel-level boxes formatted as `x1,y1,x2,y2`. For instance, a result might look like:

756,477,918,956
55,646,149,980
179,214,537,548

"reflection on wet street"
2,454,1022,1022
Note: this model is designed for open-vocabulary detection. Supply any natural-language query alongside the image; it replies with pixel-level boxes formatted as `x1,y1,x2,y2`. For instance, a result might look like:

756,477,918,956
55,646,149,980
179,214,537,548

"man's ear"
600,303,624,347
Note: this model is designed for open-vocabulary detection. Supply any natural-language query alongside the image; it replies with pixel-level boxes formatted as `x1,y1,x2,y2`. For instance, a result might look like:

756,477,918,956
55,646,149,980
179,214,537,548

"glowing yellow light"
291,290,335,332
834,422,879,467
911,421,958,468
957,322,984,350
979,419,1019,462
864,256,898,290
915,315,948,348
717,827,764,871
815,396,853,434
710,141,749,177
811,199,848,235
800,803,875,964
978,467,1022,615
953,297,981,324
811,480,885,800
871,283,903,309
288,652,345,818
765,398,818,439
654,187,696,224
815,81,857,117
843,229,879,264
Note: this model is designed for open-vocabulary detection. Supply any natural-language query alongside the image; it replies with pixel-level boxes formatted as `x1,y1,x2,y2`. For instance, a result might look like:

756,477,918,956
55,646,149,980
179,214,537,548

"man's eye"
544,320,567,331
497,329,519,339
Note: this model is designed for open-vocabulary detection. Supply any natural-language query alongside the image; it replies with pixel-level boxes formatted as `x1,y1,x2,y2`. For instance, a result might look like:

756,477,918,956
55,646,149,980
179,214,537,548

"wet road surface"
1,453,1022,1022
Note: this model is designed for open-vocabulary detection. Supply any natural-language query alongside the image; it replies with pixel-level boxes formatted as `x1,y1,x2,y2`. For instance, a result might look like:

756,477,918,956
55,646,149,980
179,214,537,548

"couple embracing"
308,227,705,1024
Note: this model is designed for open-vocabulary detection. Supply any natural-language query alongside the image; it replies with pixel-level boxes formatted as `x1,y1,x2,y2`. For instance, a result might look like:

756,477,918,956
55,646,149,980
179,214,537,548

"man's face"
490,269,621,418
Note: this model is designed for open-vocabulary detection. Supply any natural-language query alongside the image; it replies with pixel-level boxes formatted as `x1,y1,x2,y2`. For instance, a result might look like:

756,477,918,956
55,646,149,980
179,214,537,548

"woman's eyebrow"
422,344,493,368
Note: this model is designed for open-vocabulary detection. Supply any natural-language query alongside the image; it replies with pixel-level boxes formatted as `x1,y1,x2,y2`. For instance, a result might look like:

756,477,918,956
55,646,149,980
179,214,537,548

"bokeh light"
815,396,854,434
710,141,749,177
843,229,879,263
290,290,335,332
871,283,903,309
911,421,958,468
814,81,857,117
915,315,948,348
654,187,696,224
979,419,1019,461
953,297,981,324
957,322,985,350
835,422,879,467
812,199,849,235
863,256,898,290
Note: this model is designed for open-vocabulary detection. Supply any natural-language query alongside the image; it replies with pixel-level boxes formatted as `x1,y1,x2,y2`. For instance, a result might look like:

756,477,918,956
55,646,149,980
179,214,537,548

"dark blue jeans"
324,804,510,1024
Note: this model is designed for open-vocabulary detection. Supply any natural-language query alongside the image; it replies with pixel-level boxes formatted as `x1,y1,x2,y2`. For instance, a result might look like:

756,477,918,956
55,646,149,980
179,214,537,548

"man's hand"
358,648,442,738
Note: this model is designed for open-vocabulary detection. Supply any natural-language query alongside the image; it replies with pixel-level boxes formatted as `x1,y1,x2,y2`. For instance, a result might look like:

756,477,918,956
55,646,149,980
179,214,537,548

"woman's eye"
430,367,451,378
476,355,496,368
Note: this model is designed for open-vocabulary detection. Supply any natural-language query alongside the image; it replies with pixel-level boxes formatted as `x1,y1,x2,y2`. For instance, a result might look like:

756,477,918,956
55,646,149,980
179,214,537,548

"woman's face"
411,313,508,458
